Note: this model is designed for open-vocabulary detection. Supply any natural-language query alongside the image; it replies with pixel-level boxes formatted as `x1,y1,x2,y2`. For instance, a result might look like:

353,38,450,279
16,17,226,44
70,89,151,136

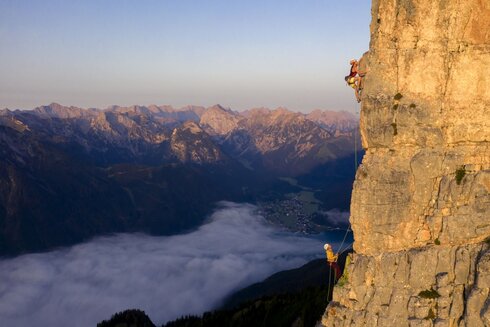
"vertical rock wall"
322,0,490,325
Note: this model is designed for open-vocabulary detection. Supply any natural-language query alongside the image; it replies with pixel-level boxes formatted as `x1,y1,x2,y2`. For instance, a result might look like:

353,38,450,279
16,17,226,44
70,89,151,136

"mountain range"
0,103,359,255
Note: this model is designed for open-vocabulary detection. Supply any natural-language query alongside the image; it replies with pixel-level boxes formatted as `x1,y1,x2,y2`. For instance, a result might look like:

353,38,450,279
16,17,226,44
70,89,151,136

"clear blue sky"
0,0,371,112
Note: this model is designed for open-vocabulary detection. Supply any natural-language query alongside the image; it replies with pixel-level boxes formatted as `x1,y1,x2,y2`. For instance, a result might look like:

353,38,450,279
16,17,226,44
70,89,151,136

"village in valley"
257,177,345,234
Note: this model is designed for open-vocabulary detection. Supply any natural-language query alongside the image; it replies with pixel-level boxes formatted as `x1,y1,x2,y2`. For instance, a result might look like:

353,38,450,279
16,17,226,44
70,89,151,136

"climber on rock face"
345,54,369,103
345,59,361,103
324,243,341,280
324,243,338,262
345,75,361,102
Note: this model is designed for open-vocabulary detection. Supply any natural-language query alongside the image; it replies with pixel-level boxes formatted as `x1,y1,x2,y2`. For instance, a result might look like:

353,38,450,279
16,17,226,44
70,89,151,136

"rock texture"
323,243,490,326
322,0,490,325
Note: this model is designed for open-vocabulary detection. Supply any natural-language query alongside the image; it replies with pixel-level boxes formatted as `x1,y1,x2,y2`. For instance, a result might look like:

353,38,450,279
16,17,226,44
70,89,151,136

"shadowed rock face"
322,0,490,325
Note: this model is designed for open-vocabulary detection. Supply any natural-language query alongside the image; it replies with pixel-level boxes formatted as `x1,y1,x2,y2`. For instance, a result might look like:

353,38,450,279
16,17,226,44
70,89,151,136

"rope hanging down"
326,61,360,301
335,104,360,258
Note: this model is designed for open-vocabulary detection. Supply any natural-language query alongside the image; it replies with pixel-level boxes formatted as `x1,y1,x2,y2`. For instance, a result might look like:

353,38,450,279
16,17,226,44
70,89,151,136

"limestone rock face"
322,0,490,325
323,244,490,327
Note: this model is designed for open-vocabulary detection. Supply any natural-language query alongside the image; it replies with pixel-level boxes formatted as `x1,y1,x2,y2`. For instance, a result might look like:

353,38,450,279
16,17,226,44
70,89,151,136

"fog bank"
0,202,333,326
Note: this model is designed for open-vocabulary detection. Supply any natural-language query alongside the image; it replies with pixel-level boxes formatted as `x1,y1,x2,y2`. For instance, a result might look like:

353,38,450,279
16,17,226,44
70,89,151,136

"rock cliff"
322,0,490,326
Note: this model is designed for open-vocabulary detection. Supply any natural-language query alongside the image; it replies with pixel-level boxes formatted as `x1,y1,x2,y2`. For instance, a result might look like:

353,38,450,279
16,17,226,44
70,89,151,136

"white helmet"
324,243,331,250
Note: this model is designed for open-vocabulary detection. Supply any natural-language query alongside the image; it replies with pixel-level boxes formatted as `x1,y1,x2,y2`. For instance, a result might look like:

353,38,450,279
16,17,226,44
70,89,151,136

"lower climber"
324,243,342,280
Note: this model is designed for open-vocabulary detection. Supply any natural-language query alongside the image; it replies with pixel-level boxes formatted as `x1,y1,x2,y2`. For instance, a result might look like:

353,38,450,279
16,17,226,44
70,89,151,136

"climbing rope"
325,103,361,301
327,256,333,301
336,225,351,256
333,104,360,258
339,241,354,256
354,111,358,170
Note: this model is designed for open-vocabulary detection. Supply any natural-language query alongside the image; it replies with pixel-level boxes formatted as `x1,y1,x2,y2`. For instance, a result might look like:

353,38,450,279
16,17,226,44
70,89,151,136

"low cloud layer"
0,202,339,326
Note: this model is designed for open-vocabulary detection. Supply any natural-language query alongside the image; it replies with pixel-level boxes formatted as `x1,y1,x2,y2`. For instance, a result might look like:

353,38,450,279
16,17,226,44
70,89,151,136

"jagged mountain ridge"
2,103,358,173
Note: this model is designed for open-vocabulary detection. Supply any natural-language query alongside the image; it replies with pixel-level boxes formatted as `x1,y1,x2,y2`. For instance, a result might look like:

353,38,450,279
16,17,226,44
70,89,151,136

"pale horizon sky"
0,1,371,113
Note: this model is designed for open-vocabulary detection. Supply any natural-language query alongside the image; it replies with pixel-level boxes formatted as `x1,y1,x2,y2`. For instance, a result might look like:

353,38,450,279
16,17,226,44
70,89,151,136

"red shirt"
349,65,357,77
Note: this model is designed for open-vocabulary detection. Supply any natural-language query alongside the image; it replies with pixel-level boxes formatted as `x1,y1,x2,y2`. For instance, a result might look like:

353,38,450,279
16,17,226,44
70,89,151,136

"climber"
324,243,342,280
345,59,361,103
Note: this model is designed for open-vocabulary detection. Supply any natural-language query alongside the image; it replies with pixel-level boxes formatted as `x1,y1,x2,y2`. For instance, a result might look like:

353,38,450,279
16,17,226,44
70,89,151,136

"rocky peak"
270,107,302,122
0,108,11,115
170,120,225,164
0,109,29,133
34,103,97,119
322,1,490,326
179,120,204,134
200,104,243,135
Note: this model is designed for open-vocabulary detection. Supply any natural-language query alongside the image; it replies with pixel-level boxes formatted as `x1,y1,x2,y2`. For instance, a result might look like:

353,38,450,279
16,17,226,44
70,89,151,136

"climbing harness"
346,77,357,89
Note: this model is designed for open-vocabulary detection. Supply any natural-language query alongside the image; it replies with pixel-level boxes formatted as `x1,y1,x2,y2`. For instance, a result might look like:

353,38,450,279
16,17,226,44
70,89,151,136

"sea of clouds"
0,202,340,326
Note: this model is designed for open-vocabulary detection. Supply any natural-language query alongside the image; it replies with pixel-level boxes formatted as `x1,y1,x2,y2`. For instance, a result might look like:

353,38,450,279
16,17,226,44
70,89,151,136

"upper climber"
345,59,361,103
345,53,369,103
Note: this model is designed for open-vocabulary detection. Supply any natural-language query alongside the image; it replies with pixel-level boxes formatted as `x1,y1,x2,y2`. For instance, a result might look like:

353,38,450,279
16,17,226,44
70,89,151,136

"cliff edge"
322,0,490,326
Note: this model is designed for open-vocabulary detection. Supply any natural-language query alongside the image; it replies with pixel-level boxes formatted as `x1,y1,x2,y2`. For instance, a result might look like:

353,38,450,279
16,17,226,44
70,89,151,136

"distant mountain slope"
0,125,136,254
0,104,359,255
